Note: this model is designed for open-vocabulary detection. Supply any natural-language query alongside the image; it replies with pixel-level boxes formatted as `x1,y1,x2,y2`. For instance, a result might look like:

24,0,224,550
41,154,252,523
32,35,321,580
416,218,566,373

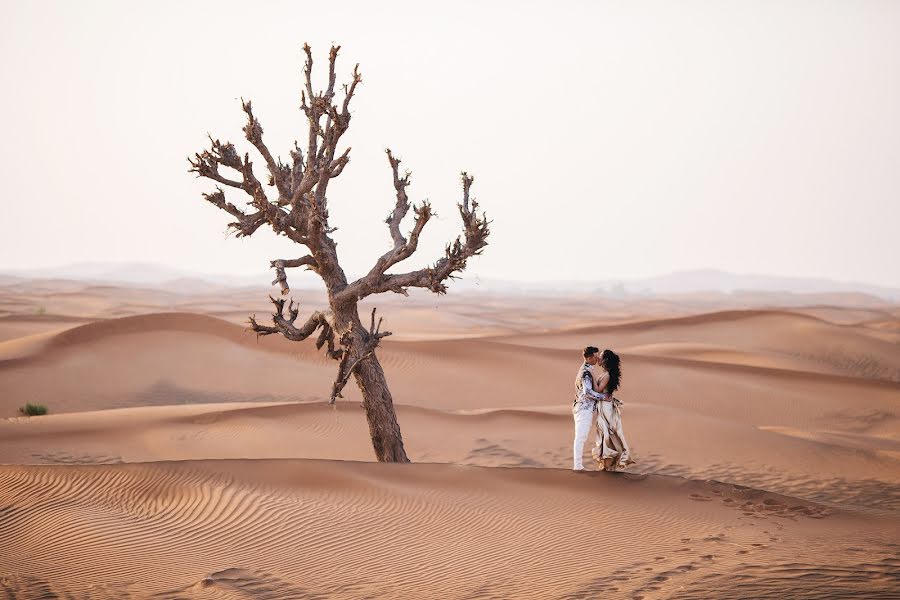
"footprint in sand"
762,498,782,510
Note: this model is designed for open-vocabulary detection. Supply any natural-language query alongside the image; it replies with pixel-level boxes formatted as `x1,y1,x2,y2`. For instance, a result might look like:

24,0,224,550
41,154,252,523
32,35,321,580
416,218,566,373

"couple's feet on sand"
573,451,636,472
590,448,636,472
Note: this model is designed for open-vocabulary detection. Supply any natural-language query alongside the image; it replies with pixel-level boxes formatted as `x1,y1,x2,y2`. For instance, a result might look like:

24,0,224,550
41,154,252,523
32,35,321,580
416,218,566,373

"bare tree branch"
385,149,412,247
288,140,305,200
338,169,488,302
201,188,266,238
248,296,342,359
192,42,362,267
329,146,352,178
335,150,434,299
341,63,361,116
270,256,318,295
290,44,359,258
190,132,315,247
375,149,435,269
241,99,291,201
325,45,339,102
301,43,317,165
189,136,248,191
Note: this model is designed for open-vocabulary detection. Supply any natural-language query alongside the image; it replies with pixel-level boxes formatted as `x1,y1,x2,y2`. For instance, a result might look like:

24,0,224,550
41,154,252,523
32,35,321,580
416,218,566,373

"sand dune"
1,312,898,506
2,401,897,514
0,315,87,343
0,313,328,414
1,278,678,335
1,310,896,490
790,305,900,327
1,283,898,597
3,310,897,417
507,309,900,382
1,458,896,599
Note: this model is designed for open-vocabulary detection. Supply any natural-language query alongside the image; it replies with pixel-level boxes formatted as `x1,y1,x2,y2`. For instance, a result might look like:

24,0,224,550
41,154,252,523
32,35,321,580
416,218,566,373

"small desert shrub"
35,306,46,316
19,403,48,416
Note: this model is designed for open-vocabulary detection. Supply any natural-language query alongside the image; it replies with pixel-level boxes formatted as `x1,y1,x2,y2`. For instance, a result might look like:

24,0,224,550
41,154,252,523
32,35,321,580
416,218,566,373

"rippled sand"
1,281,897,597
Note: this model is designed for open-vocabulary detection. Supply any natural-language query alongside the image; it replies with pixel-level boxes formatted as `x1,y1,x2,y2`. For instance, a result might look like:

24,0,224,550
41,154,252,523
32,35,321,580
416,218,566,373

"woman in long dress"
591,349,635,471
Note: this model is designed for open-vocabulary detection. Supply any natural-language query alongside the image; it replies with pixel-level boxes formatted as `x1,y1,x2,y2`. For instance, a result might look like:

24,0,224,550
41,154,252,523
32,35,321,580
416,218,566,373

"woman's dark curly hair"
601,349,622,394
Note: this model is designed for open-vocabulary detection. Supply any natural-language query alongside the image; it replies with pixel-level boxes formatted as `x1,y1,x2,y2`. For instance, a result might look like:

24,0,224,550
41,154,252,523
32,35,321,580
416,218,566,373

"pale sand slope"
1,311,898,510
0,280,690,338
1,459,897,599
1,301,898,597
1,402,898,513
505,310,900,381
2,311,898,414
0,316,88,344
3,278,896,338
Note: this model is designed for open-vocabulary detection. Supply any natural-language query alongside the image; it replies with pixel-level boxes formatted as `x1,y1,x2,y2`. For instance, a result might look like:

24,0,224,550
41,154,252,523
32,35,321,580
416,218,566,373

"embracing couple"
572,346,634,471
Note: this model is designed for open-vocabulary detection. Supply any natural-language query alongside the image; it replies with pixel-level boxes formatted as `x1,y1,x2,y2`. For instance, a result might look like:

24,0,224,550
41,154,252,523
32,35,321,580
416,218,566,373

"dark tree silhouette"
189,44,489,462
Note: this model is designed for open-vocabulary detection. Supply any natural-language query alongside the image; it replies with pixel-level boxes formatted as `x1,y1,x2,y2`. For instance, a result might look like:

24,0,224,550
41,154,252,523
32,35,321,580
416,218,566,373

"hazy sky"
1,0,898,288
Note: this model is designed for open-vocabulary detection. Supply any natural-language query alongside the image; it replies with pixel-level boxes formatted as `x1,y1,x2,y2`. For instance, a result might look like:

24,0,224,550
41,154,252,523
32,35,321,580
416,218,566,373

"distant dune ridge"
0,278,898,597
2,261,899,300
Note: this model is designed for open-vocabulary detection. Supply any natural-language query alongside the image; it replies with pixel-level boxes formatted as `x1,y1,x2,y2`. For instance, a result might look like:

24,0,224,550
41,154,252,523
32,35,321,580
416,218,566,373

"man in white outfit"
572,346,608,470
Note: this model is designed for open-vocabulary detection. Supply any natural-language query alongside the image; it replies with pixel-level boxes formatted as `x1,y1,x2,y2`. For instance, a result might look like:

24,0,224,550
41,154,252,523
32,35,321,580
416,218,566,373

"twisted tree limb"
270,256,319,295
241,99,291,201
248,295,342,359
201,188,267,238
189,44,360,275
189,138,309,245
337,167,489,302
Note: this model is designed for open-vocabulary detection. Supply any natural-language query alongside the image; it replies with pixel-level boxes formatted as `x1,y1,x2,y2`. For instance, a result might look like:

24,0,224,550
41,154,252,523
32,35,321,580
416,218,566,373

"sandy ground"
0,279,898,598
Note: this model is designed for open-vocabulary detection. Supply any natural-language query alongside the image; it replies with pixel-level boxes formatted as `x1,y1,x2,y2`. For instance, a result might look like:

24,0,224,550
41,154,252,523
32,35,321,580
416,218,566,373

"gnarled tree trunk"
334,302,408,462
354,355,407,462
189,44,488,462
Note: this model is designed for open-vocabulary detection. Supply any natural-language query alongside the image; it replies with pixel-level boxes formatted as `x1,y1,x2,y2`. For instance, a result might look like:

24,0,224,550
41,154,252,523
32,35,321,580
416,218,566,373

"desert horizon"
3,261,900,301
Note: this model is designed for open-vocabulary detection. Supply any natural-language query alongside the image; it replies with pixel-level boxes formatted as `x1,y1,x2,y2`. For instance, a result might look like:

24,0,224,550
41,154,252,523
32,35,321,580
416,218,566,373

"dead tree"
188,44,489,462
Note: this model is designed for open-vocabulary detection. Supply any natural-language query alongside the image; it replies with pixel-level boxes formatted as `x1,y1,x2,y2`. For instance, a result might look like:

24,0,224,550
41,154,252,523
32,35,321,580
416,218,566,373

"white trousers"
572,407,595,470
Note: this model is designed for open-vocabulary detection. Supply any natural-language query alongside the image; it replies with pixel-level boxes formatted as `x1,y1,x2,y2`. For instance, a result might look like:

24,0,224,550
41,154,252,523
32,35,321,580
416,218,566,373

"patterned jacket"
573,362,607,412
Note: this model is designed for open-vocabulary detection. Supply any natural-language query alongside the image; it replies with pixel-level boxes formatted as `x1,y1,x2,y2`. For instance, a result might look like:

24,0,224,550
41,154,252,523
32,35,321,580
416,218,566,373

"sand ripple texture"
0,459,897,599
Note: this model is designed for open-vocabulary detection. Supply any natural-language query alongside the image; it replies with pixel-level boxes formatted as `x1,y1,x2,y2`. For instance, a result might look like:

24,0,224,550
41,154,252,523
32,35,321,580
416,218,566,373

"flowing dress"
590,378,634,470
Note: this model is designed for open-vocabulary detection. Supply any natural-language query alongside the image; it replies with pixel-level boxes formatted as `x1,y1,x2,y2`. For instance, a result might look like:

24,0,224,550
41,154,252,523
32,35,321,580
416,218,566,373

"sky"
1,0,898,289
